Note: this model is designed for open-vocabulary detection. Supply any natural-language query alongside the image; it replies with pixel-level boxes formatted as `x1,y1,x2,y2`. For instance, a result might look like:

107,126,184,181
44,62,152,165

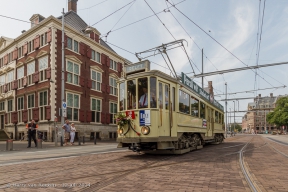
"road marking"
26,152,36,153
65,148,82,150
36,151,46,152
222,144,245,148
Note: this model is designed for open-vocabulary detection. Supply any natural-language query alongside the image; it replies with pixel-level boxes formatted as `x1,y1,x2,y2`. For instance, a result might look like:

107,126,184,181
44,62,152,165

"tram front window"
127,80,136,110
138,78,148,108
150,77,157,108
119,82,125,111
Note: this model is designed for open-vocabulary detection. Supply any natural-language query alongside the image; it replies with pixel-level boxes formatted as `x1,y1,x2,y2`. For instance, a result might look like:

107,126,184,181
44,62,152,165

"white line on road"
36,151,46,152
25,152,36,153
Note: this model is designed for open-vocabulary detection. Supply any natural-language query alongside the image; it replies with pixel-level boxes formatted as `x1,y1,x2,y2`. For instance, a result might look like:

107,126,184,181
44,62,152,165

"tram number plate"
139,110,151,126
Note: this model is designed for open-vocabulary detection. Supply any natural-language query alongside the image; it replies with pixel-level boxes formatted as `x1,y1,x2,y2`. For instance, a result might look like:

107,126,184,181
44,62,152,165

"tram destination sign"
181,72,224,111
125,60,150,74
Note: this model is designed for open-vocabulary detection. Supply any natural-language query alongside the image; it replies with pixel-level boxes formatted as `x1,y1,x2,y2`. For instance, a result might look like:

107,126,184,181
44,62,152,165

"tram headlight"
141,126,150,135
118,128,124,135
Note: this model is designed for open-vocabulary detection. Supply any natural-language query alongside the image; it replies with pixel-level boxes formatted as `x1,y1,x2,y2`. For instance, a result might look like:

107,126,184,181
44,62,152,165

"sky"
1,0,288,123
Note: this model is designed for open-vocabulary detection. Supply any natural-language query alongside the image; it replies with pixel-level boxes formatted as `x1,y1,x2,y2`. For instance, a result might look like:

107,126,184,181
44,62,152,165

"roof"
58,11,116,53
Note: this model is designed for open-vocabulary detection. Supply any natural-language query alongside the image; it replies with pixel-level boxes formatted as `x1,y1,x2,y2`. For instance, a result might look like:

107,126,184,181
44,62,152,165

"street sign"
62,109,67,117
62,102,67,109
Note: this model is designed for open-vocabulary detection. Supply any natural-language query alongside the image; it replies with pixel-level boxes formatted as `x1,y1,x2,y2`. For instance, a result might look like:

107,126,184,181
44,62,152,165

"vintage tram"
116,60,225,154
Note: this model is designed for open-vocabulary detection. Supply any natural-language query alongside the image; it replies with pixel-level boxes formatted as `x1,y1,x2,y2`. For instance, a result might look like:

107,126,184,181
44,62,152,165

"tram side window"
138,78,148,108
172,87,175,111
215,111,219,123
200,102,206,119
127,80,136,109
165,85,169,110
150,77,157,108
119,83,126,111
191,96,199,117
179,90,190,114
221,114,224,124
159,83,163,109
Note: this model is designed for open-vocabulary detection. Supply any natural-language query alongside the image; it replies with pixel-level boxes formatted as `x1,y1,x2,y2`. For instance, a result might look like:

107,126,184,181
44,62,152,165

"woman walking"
70,123,76,145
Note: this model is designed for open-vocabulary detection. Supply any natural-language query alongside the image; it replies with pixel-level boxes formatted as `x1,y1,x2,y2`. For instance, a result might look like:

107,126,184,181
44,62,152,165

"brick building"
0,0,127,141
241,93,283,134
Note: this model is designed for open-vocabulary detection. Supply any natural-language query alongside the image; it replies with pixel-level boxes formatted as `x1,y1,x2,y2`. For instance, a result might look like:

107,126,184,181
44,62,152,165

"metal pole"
230,108,231,133
202,49,204,88
225,82,227,138
61,8,65,144
233,101,235,134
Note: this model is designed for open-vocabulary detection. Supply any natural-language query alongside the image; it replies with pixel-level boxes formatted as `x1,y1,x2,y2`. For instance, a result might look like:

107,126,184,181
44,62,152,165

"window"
127,80,136,110
73,40,78,52
6,71,14,92
17,97,24,122
91,98,101,123
91,70,101,91
67,37,78,53
200,102,206,119
191,96,199,117
109,59,117,70
8,99,13,123
0,101,4,111
0,75,4,93
138,78,148,108
109,77,117,96
27,94,35,121
67,93,79,121
91,50,100,63
179,90,190,114
119,82,126,111
28,40,34,53
17,66,24,88
67,37,72,50
38,56,48,81
18,46,23,58
215,111,219,123
150,77,157,109
27,61,35,85
67,61,79,85
39,91,48,120
110,103,117,124
40,34,47,47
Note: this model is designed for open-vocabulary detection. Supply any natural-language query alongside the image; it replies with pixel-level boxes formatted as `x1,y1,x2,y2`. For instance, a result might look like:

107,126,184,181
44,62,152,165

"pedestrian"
26,119,38,148
70,123,76,145
62,120,71,146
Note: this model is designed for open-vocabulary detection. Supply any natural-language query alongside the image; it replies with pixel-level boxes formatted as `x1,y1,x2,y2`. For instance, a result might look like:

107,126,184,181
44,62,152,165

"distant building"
242,93,286,133
0,0,128,141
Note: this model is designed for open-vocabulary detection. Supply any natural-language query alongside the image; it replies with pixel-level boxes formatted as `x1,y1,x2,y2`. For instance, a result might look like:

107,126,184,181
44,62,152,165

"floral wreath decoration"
115,113,141,136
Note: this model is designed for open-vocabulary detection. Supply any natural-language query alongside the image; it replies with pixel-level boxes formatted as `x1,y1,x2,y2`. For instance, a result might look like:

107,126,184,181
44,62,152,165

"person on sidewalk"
26,119,38,148
62,120,71,146
70,123,76,145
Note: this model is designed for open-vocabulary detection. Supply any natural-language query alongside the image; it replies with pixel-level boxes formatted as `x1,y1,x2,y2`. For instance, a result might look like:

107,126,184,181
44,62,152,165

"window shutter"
23,76,27,87
80,76,85,87
118,62,122,73
12,111,18,124
101,83,106,93
64,34,68,47
87,79,92,89
101,54,106,65
34,35,40,50
95,34,99,43
33,71,39,83
79,109,85,122
45,106,51,120
12,80,18,90
47,28,52,43
101,112,106,124
5,114,8,124
13,48,18,60
46,67,51,79
22,110,28,123
86,110,92,122
4,54,8,65
106,56,110,67
33,107,39,121
106,113,110,124
23,42,28,55
90,32,95,40
79,42,85,55
86,46,91,59
4,84,8,93
106,85,110,94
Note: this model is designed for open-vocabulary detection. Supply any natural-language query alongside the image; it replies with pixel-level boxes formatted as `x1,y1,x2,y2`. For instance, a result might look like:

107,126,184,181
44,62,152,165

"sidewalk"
0,139,117,152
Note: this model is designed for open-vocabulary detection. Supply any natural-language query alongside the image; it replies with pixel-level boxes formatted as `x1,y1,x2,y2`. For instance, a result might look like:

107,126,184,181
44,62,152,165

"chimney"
68,0,78,13
270,93,273,97
258,94,261,97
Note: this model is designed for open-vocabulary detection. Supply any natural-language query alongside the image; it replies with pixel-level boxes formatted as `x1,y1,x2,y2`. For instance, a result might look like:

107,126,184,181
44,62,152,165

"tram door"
158,82,170,136
206,107,213,137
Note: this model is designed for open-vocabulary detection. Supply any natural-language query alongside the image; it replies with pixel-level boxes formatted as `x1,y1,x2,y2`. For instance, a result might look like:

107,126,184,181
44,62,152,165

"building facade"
0,0,126,141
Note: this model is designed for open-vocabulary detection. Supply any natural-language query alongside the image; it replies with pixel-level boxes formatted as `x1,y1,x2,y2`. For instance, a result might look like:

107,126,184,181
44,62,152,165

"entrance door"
206,107,213,137
158,82,170,136
0,115,4,130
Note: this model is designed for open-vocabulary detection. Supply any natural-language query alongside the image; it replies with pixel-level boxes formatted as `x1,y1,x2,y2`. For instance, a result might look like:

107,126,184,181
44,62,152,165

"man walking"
62,120,71,146
26,119,38,148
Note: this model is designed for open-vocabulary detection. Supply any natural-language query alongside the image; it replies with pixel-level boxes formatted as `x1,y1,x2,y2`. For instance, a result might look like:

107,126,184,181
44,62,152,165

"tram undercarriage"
117,133,224,154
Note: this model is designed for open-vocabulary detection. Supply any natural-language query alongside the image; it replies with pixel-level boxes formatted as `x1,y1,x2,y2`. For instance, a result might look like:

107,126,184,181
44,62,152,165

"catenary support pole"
225,82,227,138
61,8,65,144
202,49,204,88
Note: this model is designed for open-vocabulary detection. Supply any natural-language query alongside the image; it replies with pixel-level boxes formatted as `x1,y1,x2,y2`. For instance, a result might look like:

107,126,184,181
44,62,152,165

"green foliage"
266,96,288,127
231,123,242,132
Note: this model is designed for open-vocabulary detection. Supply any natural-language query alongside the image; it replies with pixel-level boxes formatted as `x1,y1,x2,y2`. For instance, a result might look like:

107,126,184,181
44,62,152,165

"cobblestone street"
0,134,287,192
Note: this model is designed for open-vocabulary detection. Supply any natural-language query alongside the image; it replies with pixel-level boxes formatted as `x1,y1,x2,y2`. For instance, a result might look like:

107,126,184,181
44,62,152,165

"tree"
231,123,242,132
266,96,288,128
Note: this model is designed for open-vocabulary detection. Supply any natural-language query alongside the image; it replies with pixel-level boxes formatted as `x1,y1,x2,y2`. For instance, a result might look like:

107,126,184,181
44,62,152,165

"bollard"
60,136,63,146
94,137,97,145
37,139,42,148
6,140,13,151
82,136,85,144
78,137,81,145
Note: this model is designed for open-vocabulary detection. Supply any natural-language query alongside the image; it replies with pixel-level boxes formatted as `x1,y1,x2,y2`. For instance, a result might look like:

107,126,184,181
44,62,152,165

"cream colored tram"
117,60,225,154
